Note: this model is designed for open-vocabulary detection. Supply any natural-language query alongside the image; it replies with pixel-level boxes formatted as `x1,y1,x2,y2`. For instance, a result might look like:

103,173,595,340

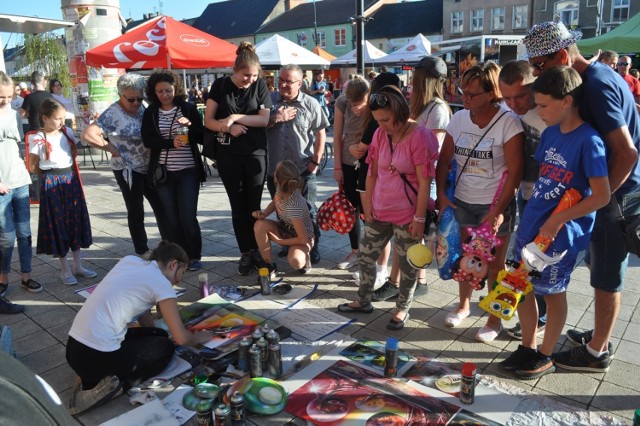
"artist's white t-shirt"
69,256,177,352
446,106,523,205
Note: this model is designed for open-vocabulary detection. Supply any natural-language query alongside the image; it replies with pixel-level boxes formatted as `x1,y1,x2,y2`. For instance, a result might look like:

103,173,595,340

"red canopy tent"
86,15,237,69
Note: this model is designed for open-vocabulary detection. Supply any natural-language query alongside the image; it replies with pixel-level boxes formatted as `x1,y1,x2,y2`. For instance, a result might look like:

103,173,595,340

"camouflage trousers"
356,220,420,313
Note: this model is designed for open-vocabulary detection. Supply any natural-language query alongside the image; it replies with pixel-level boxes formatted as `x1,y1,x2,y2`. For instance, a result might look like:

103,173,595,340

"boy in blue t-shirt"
499,66,610,380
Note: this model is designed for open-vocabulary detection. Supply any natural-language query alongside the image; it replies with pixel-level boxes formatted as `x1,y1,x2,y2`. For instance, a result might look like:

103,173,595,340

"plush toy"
452,223,503,290
480,188,583,320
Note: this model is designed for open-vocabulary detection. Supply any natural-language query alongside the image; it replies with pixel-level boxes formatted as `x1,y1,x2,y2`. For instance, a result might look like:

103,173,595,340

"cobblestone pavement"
1,146,638,424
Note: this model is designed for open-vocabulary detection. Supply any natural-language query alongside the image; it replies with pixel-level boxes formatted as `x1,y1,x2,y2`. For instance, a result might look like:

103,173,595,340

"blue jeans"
153,168,202,260
0,185,32,275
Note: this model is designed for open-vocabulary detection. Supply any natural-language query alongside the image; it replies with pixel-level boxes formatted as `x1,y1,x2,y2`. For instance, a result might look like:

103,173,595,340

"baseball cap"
523,20,582,59
415,56,448,81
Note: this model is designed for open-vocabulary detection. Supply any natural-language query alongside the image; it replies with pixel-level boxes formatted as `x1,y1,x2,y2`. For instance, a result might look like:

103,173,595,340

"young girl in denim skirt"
29,98,95,285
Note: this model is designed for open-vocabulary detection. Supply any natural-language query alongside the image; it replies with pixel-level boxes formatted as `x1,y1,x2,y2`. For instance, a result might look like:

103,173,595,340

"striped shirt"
157,107,195,171
275,190,314,241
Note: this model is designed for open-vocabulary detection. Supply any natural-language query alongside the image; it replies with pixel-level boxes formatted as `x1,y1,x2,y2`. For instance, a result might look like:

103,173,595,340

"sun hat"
523,20,582,59
415,56,448,81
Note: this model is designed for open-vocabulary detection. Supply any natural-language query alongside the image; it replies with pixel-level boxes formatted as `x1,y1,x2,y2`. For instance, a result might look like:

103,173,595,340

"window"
491,7,505,31
296,32,308,48
451,11,464,34
471,9,484,32
334,28,346,47
314,30,326,48
555,1,579,27
612,0,630,22
513,5,528,29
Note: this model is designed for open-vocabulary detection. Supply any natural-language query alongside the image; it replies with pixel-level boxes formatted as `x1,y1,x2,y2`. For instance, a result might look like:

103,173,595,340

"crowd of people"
0,19,639,416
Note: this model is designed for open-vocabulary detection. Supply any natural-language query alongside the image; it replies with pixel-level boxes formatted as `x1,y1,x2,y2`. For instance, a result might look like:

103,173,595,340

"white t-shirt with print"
446,106,523,205
68,256,178,352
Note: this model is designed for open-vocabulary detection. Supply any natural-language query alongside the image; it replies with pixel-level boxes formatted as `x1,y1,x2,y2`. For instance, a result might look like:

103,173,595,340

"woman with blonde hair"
204,42,272,276
436,62,524,342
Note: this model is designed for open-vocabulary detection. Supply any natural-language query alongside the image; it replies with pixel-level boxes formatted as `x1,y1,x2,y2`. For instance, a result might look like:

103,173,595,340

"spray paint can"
268,343,283,378
256,336,269,371
213,403,230,426
384,337,399,378
460,362,477,405
260,322,271,336
258,267,271,295
229,391,246,425
199,273,209,297
266,328,280,346
196,399,214,425
251,328,263,345
237,336,251,372
249,344,263,378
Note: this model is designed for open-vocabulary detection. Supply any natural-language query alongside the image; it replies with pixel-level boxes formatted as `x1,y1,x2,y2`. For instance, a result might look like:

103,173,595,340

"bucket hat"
523,20,582,58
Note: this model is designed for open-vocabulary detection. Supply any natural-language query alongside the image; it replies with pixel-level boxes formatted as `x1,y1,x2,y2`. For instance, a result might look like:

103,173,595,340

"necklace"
388,123,411,174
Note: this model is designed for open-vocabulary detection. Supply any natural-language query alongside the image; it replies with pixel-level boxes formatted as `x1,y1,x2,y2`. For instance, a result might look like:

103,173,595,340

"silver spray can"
249,344,263,378
268,343,282,378
229,391,245,426
237,336,251,372
266,328,280,346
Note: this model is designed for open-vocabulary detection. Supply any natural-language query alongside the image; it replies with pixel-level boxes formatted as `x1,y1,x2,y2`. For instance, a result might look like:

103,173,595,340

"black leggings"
217,153,266,253
66,327,174,390
342,163,361,250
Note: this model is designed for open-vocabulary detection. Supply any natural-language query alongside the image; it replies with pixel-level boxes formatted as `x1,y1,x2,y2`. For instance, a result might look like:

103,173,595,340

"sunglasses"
121,94,144,103
618,62,630,66
369,93,389,108
277,78,300,86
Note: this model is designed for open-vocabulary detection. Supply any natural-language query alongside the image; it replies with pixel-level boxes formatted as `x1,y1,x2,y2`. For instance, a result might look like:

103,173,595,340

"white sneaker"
337,252,358,270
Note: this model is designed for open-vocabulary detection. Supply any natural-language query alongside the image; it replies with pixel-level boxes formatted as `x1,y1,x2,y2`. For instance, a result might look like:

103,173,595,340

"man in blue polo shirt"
523,20,640,372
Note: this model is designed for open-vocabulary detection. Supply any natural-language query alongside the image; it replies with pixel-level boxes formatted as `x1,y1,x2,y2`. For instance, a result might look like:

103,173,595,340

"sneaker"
310,244,321,264
255,261,277,281
371,280,400,302
251,250,263,269
565,329,613,352
0,283,7,297
515,352,555,379
337,252,358,270
553,344,611,373
237,254,253,276
413,281,429,298
21,279,43,293
500,345,537,371
60,273,78,286
188,259,202,271
72,267,98,278
68,375,122,416
507,320,546,340
0,297,25,315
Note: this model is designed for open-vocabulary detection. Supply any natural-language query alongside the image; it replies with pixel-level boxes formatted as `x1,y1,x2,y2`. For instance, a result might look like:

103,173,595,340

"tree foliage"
19,33,71,96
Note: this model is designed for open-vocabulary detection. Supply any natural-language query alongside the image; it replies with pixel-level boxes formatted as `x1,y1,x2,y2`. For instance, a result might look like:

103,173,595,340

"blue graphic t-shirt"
517,122,608,254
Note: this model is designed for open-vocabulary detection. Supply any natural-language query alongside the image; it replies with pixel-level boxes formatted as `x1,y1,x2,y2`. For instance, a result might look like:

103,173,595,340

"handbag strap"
454,111,508,189
387,133,419,205
611,196,625,220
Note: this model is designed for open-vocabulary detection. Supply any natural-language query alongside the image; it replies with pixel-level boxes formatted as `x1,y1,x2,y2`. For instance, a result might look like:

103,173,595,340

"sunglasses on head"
369,93,389,109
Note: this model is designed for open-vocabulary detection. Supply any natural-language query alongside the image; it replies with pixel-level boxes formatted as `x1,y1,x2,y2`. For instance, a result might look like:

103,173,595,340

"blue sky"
2,0,220,48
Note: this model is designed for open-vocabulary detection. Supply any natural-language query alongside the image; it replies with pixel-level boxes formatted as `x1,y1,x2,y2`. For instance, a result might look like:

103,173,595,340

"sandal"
387,312,410,330
337,302,373,314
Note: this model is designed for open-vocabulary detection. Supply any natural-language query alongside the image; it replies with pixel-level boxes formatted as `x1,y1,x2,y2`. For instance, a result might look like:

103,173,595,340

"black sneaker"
0,296,25,315
565,329,613,352
500,345,537,371
237,254,253,276
553,344,611,373
251,250,263,269
310,244,321,264
515,352,555,379
371,280,400,302
255,260,277,281
507,320,546,340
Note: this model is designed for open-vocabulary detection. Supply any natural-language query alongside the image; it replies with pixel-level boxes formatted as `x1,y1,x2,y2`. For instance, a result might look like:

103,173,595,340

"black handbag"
613,197,640,256
202,128,218,162
149,149,169,187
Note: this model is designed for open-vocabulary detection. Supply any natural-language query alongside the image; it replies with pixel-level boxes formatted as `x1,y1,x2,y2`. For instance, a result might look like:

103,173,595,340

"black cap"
415,56,448,80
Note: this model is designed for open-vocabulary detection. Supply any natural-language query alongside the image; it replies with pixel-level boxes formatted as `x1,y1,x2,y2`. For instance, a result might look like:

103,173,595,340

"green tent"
577,12,640,55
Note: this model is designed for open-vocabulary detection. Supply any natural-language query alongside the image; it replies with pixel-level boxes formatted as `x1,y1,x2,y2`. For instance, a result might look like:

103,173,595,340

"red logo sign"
406,45,417,51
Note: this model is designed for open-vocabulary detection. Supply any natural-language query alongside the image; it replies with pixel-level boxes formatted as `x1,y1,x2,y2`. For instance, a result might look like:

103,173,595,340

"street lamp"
313,0,318,47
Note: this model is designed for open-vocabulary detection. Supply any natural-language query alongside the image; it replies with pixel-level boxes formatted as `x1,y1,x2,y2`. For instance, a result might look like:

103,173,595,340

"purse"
149,149,169,187
317,191,356,235
612,197,640,256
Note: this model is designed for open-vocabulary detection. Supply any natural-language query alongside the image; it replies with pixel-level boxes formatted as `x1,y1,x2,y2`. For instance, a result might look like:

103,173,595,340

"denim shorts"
585,191,640,292
453,197,516,237
515,236,578,295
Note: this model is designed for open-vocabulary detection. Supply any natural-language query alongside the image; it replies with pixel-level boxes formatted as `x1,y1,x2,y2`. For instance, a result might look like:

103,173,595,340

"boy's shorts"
453,197,516,237
515,236,578,296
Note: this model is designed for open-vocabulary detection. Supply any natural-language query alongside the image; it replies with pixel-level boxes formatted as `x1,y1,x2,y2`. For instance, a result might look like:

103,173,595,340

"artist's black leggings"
66,327,174,390
342,163,361,250
217,153,267,253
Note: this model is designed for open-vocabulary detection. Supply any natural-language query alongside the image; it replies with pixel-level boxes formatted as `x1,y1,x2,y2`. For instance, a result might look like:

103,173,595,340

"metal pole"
356,0,364,76
313,0,318,48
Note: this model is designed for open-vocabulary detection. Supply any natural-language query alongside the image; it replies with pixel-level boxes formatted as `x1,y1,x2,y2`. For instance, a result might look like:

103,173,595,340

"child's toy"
452,171,508,290
436,163,461,280
479,188,582,320
407,243,433,269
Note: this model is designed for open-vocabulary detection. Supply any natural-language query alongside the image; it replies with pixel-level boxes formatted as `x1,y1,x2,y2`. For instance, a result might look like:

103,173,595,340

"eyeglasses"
277,78,300,86
155,88,174,95
120,94,144,103
529,60,549,72
457,87,488,100
369,93,389,108
618,62,630,66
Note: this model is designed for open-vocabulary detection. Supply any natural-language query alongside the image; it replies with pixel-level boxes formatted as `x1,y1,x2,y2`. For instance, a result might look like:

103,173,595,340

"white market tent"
377,33,432,65
330,41,387,67
255,34,330,69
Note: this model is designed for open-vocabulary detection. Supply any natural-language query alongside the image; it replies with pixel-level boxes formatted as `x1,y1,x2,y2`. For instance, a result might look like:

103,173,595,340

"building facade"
443,0,534,40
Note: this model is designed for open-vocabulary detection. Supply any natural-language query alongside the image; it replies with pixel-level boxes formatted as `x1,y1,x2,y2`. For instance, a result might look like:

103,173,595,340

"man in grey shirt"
267,64,329,264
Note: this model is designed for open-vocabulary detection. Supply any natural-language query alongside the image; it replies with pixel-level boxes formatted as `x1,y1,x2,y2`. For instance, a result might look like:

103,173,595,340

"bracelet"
413,215,426,223
309,159,319,166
